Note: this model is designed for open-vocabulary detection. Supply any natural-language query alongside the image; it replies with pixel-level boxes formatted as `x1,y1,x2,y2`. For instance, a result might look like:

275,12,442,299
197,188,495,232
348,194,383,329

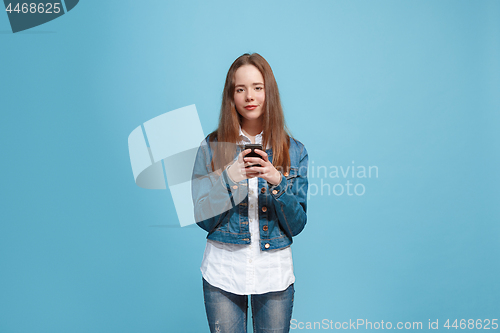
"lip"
244,105,258,110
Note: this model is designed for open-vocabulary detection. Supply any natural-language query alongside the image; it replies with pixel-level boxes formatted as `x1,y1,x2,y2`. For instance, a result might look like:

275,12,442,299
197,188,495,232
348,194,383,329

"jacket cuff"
268,172,287,198
224,163,237,184
222,163,246,197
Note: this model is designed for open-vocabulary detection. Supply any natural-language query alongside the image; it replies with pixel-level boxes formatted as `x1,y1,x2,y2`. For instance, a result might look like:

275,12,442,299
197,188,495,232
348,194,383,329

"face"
233,65,265,123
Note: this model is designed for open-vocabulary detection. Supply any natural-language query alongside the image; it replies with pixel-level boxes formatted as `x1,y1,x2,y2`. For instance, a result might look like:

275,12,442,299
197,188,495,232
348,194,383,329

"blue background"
1,1,499,332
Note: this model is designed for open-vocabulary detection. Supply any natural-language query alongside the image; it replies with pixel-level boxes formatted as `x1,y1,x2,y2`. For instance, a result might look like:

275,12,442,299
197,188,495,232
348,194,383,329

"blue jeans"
202,277,294,333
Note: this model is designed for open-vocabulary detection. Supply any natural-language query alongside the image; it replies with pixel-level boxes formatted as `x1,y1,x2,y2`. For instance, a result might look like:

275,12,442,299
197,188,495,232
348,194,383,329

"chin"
244,115,263,122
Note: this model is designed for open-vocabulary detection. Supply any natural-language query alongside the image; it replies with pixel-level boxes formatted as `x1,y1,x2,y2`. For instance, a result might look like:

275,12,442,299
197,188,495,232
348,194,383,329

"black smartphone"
244,144,264,168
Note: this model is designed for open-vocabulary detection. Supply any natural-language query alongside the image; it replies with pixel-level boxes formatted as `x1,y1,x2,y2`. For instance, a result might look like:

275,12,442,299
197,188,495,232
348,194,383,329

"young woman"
191,53,309,333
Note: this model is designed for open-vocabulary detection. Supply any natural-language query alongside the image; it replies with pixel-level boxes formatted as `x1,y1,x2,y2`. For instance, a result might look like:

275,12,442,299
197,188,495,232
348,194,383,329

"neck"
241,119,263,137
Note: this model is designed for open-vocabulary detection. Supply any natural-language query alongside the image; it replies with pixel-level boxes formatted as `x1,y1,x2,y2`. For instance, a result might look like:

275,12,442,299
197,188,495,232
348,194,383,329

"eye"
255,86,263,91
236,88,244,93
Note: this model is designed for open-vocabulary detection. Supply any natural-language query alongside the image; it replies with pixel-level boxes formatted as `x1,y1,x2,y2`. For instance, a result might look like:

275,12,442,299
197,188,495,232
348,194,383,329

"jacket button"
261,187,266,193
284,172,289,176
265,243,270,249
272,190,278,195
262,225,268,231
261,206,267,212
232,185,238,189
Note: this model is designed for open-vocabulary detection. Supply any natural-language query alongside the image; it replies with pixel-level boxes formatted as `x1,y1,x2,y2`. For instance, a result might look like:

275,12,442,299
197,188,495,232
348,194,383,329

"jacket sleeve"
191,140,247,233
268,145,308,238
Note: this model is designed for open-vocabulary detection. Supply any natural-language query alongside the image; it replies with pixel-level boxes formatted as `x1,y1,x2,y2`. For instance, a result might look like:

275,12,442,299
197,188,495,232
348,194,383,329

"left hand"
243,149,282,186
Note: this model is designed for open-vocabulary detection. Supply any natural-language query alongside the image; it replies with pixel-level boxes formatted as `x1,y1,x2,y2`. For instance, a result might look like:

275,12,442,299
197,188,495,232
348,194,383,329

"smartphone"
244,144,264,168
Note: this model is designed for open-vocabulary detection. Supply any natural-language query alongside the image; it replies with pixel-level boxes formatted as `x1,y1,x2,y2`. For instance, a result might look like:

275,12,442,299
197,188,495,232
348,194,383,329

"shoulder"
199,132,217,147
289,136,307,155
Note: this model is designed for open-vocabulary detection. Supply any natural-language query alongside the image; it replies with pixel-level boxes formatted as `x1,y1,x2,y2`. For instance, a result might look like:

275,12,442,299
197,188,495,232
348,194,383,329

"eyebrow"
235,83,264,88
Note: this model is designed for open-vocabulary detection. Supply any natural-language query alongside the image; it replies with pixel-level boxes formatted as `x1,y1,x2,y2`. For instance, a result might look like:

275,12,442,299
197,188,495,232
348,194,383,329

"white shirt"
200,126,295,295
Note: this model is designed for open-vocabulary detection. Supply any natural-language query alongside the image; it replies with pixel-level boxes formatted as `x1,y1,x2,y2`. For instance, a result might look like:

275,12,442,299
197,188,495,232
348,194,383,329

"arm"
268,145,308,238
191,140,247,233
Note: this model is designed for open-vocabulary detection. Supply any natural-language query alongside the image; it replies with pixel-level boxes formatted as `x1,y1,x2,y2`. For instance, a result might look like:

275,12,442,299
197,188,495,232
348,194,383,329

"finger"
245,168,259,175
238,149,251,163
253,149,269,162
239,149,250,158
244,157,263,164
248,166,264,174
241,148,252,156
245,161,264,169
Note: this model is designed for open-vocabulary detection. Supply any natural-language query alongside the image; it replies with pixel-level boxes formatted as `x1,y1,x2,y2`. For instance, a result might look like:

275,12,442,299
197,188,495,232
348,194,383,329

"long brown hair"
209,53,293,175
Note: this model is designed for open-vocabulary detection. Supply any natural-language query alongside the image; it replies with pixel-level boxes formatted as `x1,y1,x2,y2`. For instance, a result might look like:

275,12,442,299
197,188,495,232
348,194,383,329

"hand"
227,149,256,183
243,149,282,186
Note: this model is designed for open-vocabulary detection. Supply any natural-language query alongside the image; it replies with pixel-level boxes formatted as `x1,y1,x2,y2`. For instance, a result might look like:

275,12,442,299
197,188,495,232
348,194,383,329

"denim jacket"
191,134,308,251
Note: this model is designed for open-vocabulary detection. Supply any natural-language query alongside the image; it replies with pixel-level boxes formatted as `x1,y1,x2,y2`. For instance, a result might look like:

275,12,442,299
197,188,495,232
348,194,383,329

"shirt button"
249,190,253,194
262,206,267,212
261,187,266,193
262,225,268,231
250,204,253,208
264,243,270,249
249,259,252,263
232,185,238,189
249,219,253,222
272,190,278,195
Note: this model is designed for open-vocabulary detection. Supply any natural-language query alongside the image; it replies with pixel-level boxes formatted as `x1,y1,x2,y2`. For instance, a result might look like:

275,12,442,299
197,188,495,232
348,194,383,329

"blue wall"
1,1,499,332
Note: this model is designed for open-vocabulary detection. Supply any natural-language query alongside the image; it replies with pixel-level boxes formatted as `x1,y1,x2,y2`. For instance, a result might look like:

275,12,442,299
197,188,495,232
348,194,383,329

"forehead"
234,65,264,84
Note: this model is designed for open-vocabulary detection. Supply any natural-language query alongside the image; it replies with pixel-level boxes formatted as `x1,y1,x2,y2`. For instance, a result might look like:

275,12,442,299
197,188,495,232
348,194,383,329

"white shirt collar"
238,124,263,141
238,124,270,149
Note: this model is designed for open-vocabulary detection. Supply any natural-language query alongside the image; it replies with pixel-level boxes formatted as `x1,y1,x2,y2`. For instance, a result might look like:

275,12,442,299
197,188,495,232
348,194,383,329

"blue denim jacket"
191,134,308,251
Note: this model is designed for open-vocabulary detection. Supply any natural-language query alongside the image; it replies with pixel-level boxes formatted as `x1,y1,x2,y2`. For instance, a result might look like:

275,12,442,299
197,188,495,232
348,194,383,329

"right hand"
227,149,260,183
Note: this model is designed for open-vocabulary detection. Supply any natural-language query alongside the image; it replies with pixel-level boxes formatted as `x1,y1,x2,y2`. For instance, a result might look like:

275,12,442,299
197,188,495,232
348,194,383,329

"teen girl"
191,53,309,333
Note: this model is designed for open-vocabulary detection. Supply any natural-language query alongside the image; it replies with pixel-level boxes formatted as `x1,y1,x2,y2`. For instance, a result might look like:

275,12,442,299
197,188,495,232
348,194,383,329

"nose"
245,90,254,101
